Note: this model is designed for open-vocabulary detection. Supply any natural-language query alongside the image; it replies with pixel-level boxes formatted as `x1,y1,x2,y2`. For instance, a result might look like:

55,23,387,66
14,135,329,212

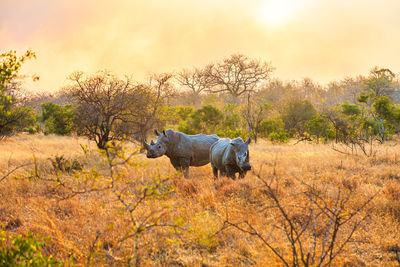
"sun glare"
256,0,312,27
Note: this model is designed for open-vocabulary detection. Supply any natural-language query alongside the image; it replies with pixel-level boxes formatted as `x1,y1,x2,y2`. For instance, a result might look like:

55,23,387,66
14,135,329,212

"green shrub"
178,105,223,134
217,128,248,140
175,106,195,121
0,229,60,266
0,50,38,137
177,121,197,135
49,155,83,173
270,131,289,143
191,105,223,133
281,99,317,134
222,104,242,130
0,104,37,137
40,102,75,135
341,101,361,116
305,115,335,141
26,123,41,135
258,117,284,137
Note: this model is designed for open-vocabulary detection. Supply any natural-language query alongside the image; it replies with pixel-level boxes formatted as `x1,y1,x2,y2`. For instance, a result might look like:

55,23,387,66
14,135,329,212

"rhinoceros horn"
143,139,150,150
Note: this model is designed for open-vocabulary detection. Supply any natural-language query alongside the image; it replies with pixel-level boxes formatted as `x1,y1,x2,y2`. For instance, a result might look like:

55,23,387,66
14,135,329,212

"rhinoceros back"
187,133,220,166
167,131,219,167
210,138,231,170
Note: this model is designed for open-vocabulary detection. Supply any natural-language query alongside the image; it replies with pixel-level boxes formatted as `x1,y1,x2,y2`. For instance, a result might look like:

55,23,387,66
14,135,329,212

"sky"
1,0,400,92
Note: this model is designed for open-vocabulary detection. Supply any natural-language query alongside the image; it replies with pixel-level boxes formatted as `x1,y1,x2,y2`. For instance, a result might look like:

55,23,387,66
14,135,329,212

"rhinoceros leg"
220,169,226,177
169,158,188,178
212,165,218,179
183,167,189,179
172,165,189,179
238,171,246,179
179,158,190,179
227,172,236,180
225,166,237,180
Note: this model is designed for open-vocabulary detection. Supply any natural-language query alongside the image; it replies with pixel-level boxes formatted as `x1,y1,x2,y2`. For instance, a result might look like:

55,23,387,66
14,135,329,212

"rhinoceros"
143,129,220,178
209,137,252,180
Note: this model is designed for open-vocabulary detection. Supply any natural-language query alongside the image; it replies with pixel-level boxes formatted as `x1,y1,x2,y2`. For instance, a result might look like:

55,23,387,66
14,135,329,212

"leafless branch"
0,162,34,183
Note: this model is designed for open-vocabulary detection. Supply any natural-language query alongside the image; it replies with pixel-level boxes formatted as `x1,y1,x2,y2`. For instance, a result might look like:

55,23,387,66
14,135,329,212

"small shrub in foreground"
0,229,60,266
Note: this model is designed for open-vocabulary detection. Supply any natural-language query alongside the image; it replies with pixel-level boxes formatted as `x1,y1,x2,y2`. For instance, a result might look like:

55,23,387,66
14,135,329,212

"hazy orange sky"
1,0,400,92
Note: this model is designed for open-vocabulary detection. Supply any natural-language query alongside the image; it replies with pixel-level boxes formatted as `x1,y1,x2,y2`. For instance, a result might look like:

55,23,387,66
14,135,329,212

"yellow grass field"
0,134,399,266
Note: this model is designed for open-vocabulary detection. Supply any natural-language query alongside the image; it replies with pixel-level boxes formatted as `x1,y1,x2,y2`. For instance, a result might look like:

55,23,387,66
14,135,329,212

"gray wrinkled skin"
144,129,220,178
210,137,251,180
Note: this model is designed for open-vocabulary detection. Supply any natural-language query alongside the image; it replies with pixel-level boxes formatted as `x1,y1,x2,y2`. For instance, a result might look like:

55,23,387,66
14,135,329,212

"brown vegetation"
0,134,400,266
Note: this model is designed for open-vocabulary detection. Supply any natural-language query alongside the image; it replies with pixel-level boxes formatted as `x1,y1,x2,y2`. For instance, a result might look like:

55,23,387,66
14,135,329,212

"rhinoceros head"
231,137,252,171
144,129,169,158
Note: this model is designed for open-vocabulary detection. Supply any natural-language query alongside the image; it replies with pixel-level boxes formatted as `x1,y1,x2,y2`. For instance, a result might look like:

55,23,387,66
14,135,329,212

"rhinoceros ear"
150,140,155,145
246,137,251,144
154,129,160,136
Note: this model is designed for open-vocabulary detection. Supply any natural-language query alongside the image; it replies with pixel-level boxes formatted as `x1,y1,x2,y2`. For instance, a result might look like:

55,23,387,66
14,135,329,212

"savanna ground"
0,134,400,266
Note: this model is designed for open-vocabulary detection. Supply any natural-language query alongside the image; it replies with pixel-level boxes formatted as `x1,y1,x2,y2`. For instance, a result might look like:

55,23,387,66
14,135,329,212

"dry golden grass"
0,134,94,170
1,135,400,266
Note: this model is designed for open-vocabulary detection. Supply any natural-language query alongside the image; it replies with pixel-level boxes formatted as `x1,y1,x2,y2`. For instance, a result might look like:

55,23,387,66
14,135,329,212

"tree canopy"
0,50,37,137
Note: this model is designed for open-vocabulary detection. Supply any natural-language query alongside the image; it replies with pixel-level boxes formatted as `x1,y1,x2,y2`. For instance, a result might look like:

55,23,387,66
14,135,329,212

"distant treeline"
2,51,400,150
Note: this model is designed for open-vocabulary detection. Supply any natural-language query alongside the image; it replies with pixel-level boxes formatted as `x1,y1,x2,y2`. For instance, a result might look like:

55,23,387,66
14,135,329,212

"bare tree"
325,78,364,107
205,54,274,103
296,78,326,110
128,73,175,142
176,68,211,107
242,92,272,143
222,171,377,267
67,71,175,148
259,78,296,104
67,71,135,149
364,67,396,98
